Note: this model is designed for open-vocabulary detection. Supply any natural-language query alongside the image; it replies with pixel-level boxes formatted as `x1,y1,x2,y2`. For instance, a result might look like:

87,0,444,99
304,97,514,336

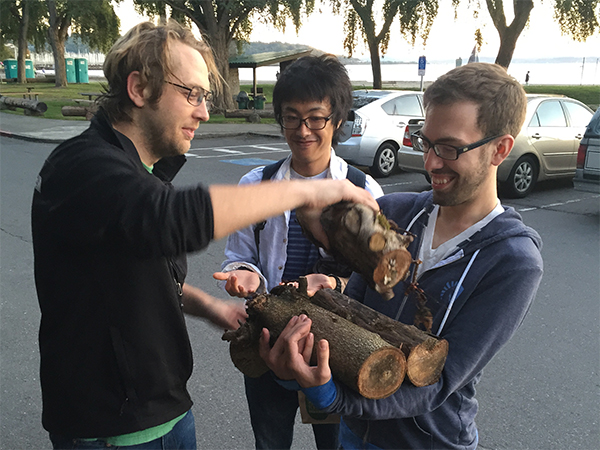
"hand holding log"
297,201,414,300
223,283,407,399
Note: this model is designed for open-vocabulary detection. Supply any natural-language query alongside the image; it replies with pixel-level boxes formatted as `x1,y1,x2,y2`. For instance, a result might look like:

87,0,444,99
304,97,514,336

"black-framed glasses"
165,81,213,106
280,113,334,130
411,130,503,161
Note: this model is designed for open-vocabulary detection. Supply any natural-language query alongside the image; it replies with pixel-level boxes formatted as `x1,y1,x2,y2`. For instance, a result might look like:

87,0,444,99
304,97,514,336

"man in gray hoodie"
259,62,544,450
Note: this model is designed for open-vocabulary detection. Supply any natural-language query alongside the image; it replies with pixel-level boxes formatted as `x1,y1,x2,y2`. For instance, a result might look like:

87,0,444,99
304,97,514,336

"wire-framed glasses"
280,113,334,130
410,130,503,160
165,81,213,106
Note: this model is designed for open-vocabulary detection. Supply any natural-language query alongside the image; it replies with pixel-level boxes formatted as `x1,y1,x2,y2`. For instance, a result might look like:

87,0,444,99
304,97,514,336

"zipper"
168,259,184,308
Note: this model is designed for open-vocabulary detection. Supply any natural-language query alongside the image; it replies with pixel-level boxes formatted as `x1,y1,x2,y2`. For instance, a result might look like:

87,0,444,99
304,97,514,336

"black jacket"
32,109,214,437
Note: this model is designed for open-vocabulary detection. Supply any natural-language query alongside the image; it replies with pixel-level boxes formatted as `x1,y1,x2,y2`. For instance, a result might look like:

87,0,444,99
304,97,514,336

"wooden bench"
79,92,102,101
22,91,42,101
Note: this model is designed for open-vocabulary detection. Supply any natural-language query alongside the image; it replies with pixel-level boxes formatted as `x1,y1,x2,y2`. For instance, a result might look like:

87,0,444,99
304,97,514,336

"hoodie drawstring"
437,249,481,335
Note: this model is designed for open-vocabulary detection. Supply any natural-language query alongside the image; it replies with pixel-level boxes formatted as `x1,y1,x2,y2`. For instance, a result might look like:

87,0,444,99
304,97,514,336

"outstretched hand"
213,269,261,298
258,314,331,388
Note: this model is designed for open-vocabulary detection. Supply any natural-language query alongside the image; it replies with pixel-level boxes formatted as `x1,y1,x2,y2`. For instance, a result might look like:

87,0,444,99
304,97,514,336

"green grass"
523,85,600,110
1,79,598,120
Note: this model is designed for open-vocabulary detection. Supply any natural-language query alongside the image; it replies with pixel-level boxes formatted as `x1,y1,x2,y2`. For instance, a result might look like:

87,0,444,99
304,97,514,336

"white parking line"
515,195,599,212
380,181,415,187
186,149,289,159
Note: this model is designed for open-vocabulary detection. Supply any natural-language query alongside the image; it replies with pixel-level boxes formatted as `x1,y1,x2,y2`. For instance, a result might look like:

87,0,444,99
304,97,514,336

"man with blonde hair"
260,63,543,450
32,21,377,449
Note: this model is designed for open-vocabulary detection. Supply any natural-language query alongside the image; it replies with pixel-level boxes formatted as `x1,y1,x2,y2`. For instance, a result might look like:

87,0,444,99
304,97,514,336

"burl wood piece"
298,201,414,300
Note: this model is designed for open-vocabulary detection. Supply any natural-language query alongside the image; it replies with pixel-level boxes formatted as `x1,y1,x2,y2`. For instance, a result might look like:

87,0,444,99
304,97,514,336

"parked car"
337,90,424,177
573,107,600,193
397,94,594,197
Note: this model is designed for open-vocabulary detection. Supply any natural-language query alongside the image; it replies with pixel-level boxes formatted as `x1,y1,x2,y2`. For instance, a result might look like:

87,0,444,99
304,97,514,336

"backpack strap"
346,164,367,188
253,158,287,270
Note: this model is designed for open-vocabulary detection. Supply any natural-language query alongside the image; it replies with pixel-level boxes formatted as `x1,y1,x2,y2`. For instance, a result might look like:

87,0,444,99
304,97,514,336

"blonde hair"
99,20,221,123
423,63,527,138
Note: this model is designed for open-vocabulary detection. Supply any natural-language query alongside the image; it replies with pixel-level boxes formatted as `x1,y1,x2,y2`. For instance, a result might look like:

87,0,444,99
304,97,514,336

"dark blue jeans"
244,373,339,450
49,409,197,449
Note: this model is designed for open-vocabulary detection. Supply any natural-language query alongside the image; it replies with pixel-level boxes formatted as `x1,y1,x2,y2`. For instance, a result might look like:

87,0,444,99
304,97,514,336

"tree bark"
17,0,29,84
46,0,69,87
224,284,407,400
310,288,448,387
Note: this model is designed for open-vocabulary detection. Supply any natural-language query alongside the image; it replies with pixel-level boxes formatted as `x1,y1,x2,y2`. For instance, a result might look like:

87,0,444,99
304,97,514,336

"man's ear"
491,134,515,166
126,71,146,108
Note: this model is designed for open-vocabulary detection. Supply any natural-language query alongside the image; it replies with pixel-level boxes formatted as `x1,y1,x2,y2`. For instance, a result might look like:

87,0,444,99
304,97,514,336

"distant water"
238,60,600,86
39,59,600,86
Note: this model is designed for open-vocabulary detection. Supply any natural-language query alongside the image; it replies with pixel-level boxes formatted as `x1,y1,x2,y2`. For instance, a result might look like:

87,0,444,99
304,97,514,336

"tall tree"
330,0,438,89
133,0,315,110
46,0,120,87
0,0,47,83
472,0,599,68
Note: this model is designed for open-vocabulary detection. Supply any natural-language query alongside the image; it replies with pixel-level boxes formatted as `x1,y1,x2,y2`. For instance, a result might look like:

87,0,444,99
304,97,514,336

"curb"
0,129,69,144
1,129,283,144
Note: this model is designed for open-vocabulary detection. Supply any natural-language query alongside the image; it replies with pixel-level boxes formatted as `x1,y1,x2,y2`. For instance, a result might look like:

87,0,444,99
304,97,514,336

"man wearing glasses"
213,55,383,450
260,63,544,450
32,23,378,450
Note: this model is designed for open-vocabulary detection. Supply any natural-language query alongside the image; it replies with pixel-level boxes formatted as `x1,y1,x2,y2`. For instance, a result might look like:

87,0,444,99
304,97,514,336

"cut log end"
356,347,407,399
373,248,413,299
407,338,449,387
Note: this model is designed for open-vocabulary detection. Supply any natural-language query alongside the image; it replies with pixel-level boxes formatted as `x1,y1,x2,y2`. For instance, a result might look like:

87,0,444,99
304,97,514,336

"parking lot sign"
418,56,426,76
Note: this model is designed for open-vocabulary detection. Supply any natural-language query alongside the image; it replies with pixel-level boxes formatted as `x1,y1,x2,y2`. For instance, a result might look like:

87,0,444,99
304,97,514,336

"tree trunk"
224,284,407,400
310,288,448,387
17,0,30,84
298,201,414,300
369,40,382,89
486,0,533,69
202,29,235,111
46,0,68,87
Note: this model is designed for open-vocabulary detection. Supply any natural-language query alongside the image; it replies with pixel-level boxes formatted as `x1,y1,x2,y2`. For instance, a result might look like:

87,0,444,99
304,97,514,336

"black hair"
272,54,353,145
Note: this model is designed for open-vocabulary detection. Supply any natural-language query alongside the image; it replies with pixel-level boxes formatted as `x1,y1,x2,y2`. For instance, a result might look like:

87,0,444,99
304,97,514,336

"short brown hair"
99,20,220,123
423,63,527,138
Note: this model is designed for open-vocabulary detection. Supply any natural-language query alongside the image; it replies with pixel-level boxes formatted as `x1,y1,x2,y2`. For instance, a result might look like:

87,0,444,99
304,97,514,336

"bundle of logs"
223,199,449,400
223,282,448,400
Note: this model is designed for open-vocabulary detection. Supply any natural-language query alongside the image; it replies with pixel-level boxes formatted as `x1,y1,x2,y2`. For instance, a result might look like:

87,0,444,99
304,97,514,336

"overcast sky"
115,0,600,62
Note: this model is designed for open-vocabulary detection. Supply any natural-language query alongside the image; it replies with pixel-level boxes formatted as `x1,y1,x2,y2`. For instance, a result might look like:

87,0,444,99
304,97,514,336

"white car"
397,94,594,197
337,90,424,177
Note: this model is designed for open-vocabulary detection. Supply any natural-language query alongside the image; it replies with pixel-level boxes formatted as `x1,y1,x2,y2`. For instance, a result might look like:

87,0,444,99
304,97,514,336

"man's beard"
432,152,491,207
140,106,185,161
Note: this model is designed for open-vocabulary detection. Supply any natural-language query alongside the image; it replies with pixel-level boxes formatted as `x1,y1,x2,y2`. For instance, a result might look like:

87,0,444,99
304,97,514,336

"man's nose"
423,148,444,171
194,100,210,122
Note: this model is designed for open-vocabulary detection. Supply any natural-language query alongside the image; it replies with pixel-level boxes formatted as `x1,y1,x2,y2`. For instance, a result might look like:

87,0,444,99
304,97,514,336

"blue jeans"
49,409,197,450
244,373,339,450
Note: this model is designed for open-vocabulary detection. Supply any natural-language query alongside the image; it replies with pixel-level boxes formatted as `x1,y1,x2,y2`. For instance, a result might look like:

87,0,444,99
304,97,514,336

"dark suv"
573,108,600,193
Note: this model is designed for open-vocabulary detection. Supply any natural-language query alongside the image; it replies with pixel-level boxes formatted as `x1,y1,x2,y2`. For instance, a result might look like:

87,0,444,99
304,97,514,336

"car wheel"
370,143,397,178
501,155,539,198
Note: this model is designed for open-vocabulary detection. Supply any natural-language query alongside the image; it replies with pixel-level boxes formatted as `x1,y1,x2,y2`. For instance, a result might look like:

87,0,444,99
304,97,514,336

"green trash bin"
254,95,266,110
25,59,35,78
65,57,76,83
75,58,89,83
236,91,249,109
3,59,17,79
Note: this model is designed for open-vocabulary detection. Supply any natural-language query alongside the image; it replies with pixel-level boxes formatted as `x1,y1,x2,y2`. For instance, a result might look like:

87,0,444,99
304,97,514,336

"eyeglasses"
411,130,503,161
165,81,213,106
280,113,334,130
